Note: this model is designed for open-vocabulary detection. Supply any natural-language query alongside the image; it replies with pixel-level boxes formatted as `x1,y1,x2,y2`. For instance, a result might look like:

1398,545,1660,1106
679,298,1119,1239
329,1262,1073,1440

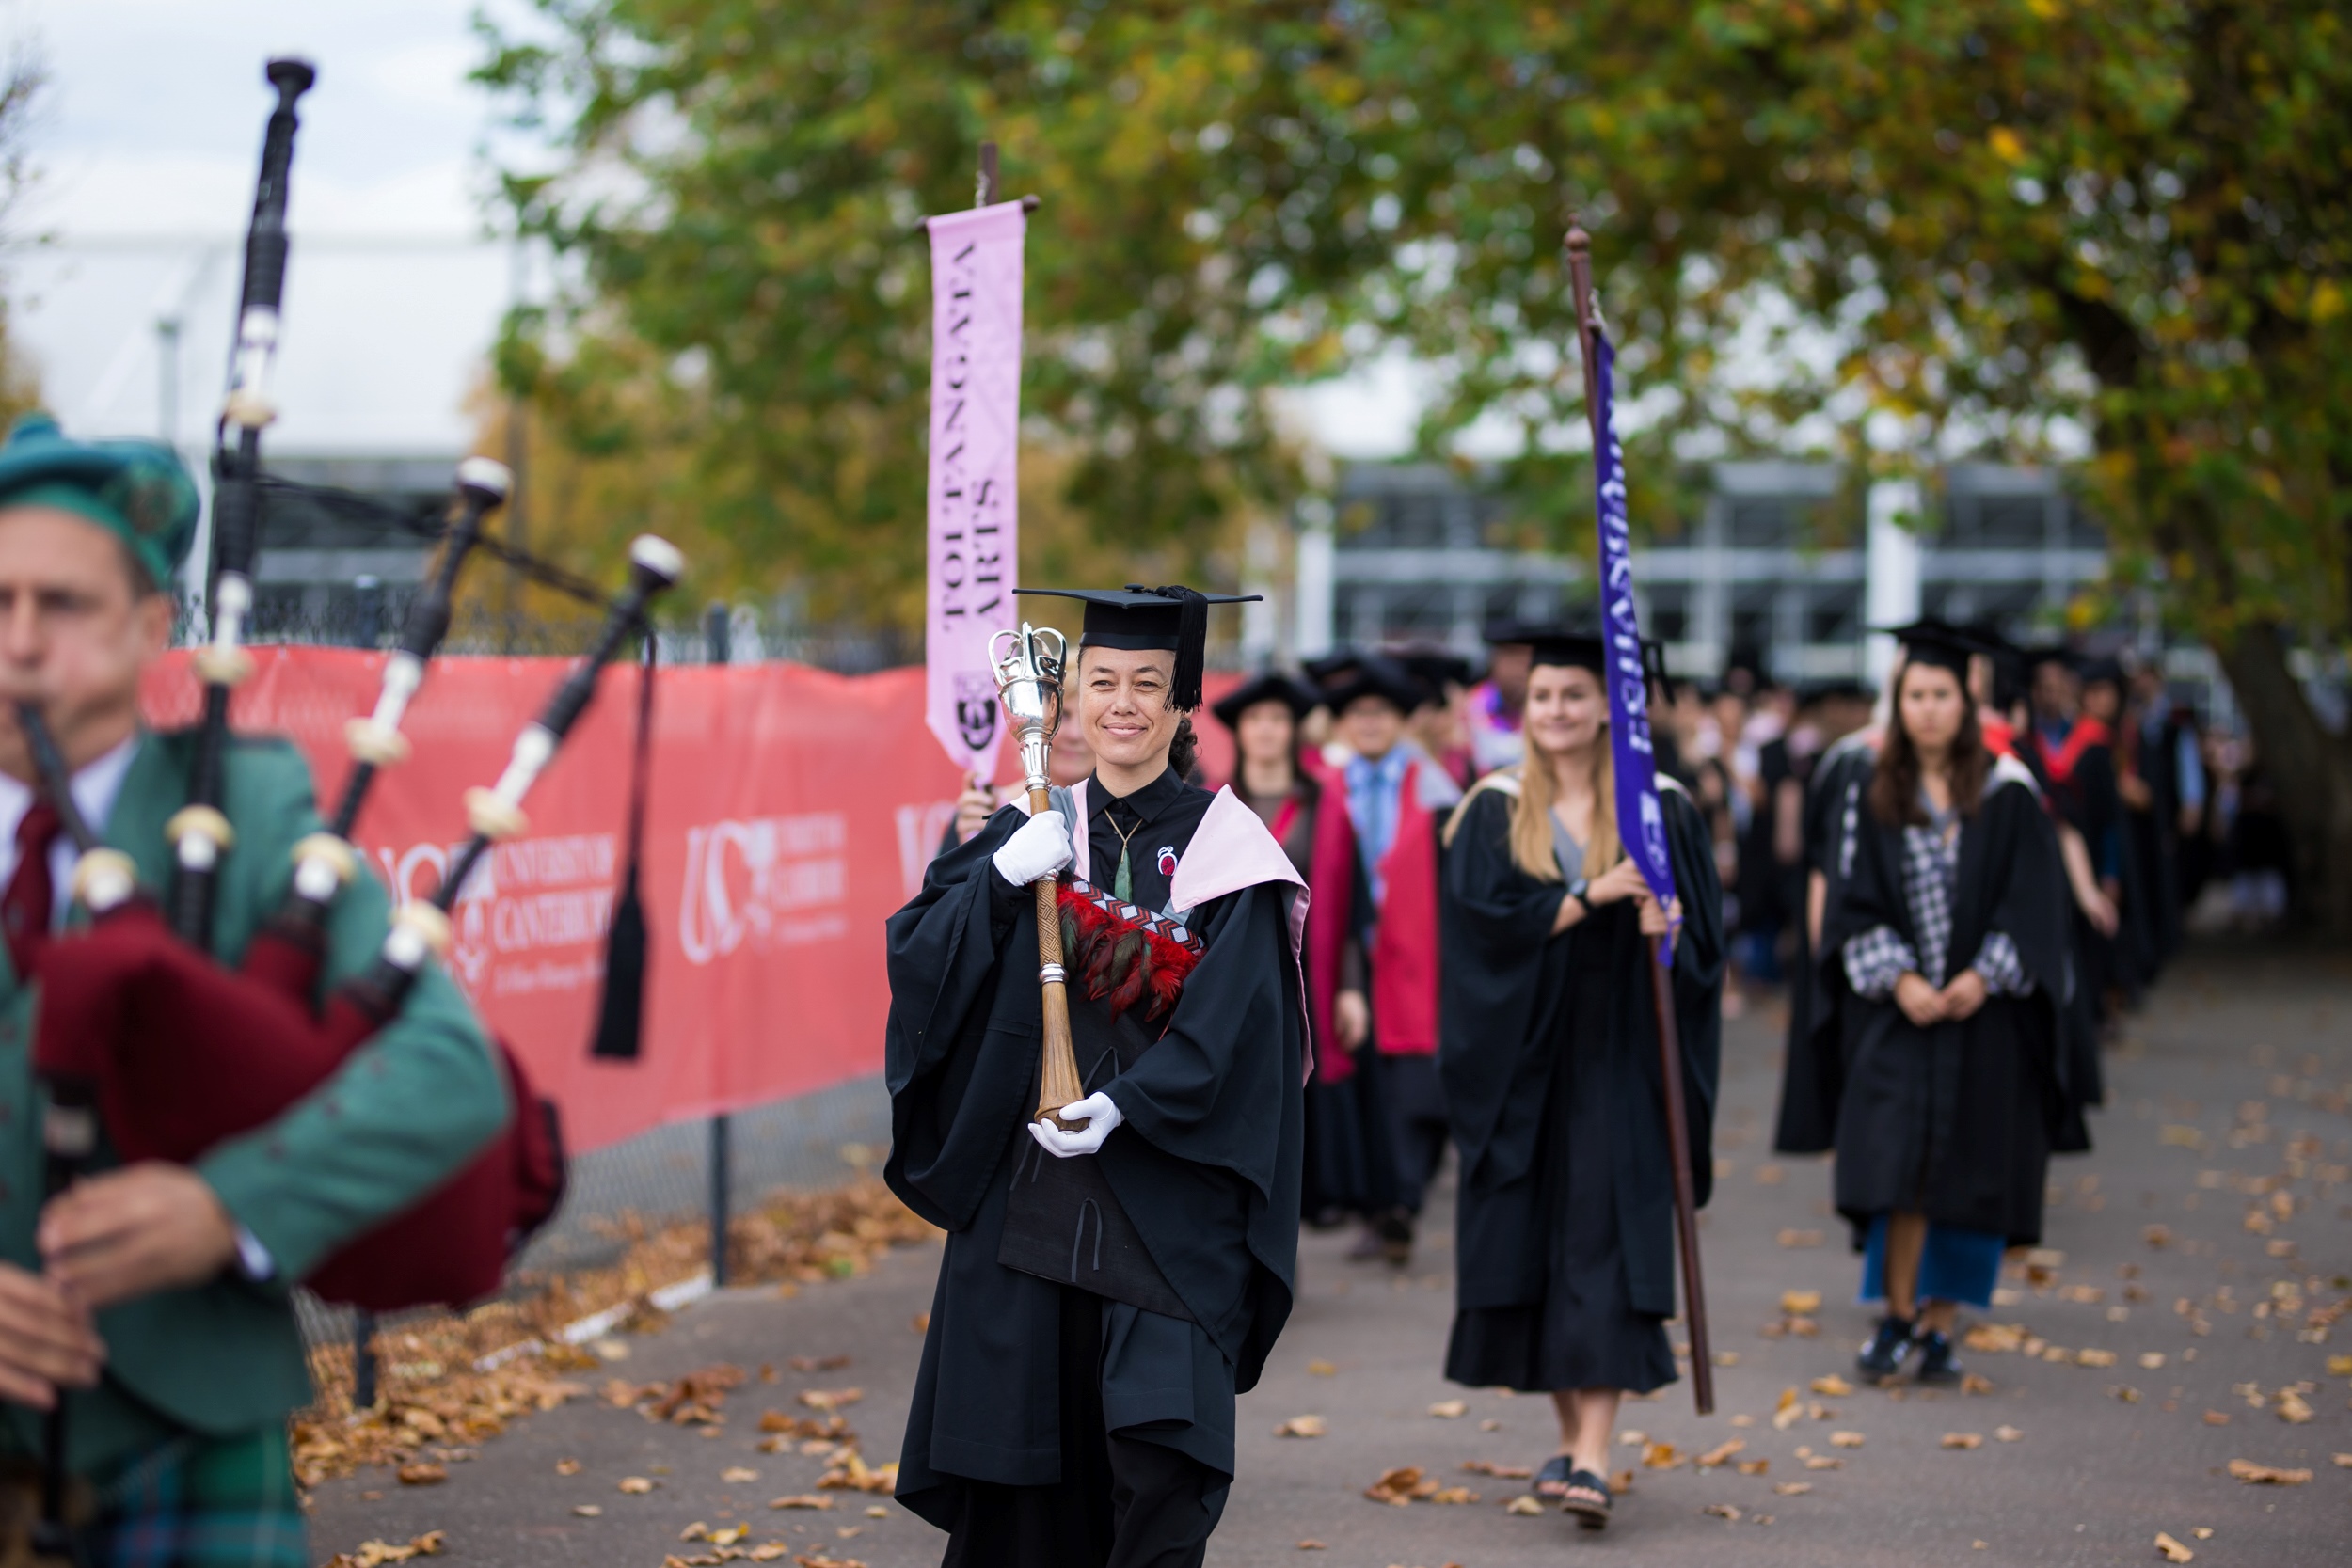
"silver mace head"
990,623,1068,791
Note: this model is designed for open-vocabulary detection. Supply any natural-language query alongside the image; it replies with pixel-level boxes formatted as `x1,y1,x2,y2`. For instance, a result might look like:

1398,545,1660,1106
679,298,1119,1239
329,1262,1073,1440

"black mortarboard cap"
1481,617,1549,647
2019,642,2081,674
1318,650,1423,715
1394,646,1480,703
1509,625,1609,675
1015,584,1260,711
1210,669,1316,731
1301,651,1357,690
1878,618,1981,678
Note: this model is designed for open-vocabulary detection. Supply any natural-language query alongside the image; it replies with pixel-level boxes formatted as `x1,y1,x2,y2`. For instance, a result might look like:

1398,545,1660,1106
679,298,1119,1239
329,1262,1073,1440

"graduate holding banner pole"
1434,222,1724,1531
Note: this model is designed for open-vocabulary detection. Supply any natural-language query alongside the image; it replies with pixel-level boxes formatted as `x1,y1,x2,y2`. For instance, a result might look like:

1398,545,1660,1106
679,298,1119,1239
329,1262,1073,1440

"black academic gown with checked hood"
1436,773,1723,1331
1818,760,2076,1245
883,770,1307,1528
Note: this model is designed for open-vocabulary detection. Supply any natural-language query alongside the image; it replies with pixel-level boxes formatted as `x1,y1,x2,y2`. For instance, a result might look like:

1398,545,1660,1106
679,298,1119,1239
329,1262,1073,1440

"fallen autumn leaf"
2226,1459,2311,1485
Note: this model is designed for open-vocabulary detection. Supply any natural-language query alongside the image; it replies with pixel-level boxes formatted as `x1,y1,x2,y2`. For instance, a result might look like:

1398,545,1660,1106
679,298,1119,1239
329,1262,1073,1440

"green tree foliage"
475,0,1395,624
0,39,47,427
1310,0,2352,922
485,1,2352,921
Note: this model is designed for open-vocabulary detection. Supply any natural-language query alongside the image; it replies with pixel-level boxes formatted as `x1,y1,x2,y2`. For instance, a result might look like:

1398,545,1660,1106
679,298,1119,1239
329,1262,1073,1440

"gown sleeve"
882,807,1035,1230
1436,788,1567,1175
1101,880,1303,1203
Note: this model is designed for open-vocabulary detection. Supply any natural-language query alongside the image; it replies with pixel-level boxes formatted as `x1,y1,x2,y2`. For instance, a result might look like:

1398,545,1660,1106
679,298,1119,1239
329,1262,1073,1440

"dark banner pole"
705,601,733,1286
1565,217,1714,1417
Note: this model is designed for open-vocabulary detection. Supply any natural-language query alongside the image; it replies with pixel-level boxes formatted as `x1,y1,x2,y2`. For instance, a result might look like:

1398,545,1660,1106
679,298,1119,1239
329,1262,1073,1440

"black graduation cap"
1481,617,1550,647
1505,624,1608,675
1300,651,1357,690
1210,669,1316,731
1014,584,1260,711
1878,618,1984,679
2079,653,2125,688
2018,642,2081,676
1317,650,1423,715
1394,646,1481,702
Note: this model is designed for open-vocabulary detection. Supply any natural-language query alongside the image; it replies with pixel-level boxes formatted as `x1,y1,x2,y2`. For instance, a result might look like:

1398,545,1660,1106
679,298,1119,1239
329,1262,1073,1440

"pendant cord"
1105,807,1144,902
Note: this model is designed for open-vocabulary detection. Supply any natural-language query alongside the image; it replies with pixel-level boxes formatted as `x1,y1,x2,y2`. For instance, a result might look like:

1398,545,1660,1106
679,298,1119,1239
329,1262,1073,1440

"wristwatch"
1565,876,1590,916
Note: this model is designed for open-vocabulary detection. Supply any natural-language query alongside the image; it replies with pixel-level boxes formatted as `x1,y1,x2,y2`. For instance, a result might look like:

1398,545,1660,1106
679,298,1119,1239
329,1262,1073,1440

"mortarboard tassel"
1148,584,1210,711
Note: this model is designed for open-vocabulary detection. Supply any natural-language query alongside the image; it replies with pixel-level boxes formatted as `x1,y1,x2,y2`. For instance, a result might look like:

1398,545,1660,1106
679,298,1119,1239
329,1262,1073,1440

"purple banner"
1591,331,1678,919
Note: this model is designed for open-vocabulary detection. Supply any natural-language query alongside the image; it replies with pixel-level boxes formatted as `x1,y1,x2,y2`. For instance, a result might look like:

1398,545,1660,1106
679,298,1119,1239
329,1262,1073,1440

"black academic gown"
1773,733,1877,1155
1436,780,1722,1393
1820,774,2075,1245
2127,711,2187,970
884,768,1305,1553
1236,777,1395,1225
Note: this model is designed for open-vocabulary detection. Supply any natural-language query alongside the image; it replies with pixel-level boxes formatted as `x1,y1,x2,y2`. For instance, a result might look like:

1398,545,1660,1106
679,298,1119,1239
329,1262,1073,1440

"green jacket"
0,728,509,1471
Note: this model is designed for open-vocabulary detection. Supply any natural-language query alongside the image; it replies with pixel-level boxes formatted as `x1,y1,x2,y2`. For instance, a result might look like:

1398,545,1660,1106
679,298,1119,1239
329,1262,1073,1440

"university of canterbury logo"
954,672,999,753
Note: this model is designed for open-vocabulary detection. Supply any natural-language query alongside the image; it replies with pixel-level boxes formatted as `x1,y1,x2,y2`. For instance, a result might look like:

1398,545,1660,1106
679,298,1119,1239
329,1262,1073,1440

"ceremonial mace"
990,622,1085,1130
1565,217,1714,1416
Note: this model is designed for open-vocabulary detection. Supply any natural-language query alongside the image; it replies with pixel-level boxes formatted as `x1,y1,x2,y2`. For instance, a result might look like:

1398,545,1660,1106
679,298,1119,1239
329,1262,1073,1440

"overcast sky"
3,0,1418,456
12,0,523,238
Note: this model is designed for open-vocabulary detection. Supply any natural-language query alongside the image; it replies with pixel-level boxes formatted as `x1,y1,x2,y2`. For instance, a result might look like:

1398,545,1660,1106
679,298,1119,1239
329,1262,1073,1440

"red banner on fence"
136,649,1247,1155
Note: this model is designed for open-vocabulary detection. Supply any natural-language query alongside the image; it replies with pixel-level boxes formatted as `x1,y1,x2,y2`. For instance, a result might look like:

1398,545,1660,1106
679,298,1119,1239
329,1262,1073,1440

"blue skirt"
1857,1213,2004,1310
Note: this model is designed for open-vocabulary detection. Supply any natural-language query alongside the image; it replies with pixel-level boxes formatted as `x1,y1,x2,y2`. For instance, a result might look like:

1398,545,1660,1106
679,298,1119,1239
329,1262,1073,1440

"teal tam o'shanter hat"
0,412,200,589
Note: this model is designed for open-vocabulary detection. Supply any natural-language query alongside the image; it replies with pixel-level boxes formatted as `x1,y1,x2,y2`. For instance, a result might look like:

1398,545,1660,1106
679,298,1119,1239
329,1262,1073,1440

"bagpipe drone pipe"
26,534,685,1312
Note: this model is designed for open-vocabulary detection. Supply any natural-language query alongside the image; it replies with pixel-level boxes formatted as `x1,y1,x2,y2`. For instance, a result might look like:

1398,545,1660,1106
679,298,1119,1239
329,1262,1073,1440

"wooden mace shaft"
1027,780,1085,1128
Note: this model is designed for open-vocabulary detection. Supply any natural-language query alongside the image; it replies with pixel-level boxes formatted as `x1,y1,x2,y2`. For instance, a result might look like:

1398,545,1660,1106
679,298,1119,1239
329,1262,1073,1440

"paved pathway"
310,949,2351,1566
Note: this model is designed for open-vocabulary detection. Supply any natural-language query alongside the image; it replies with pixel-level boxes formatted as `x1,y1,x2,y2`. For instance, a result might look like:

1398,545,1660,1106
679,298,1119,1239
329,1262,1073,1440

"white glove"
1029,1091,1123,1158
992,808,1073,887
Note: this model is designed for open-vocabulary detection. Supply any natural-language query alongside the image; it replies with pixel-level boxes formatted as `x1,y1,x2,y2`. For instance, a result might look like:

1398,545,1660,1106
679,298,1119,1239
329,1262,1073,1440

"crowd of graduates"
916,607,2238,1545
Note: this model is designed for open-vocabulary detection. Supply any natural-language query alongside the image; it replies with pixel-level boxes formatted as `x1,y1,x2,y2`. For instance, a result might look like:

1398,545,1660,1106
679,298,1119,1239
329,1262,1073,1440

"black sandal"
1534,1454,1575,1499
1560,1467,1613,1528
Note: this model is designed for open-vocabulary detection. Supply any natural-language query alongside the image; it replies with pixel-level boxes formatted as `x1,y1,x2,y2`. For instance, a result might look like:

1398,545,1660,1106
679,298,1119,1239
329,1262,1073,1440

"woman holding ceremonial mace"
1436,631,1723,1529
1820,625,2073,1386
885,586,1307,1568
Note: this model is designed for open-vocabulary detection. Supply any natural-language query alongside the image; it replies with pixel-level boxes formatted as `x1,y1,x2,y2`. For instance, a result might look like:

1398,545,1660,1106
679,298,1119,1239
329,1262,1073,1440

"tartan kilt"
84,1426,308,1568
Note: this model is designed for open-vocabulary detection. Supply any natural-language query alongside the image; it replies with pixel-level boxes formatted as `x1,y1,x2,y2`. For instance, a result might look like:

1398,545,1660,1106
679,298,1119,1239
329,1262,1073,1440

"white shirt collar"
0,732,142,924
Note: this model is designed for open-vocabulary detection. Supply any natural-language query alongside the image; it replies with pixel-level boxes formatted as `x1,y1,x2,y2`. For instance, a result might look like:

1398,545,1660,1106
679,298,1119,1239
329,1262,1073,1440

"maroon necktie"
3,800,61,978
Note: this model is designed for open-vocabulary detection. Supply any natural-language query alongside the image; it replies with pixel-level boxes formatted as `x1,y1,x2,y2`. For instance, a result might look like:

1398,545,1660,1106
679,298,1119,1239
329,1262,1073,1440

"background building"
1293,456,2144,696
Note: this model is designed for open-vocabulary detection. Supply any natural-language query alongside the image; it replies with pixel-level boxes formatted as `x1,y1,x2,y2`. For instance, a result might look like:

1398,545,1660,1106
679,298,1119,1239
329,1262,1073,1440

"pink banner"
924,199,1027,782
